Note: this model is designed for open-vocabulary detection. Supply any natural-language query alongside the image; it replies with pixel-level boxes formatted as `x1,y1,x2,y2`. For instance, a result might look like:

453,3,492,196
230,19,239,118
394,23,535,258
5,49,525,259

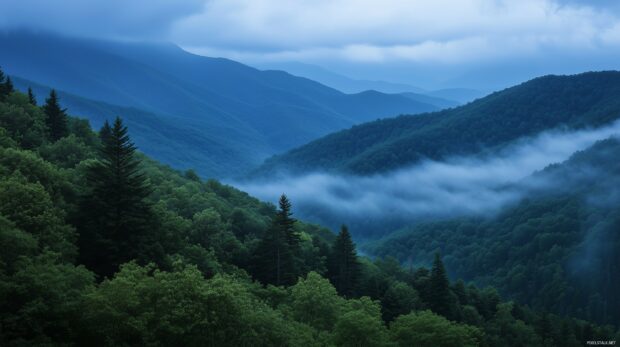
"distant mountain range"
0,30,446,177
257,61,485,103
253,71,620,176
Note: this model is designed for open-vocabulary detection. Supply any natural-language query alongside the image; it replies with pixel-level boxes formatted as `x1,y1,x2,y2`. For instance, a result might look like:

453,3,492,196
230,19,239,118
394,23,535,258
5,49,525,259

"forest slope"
1,72,617,345
254,71,620,176
0,30,439,177
367,137,620,325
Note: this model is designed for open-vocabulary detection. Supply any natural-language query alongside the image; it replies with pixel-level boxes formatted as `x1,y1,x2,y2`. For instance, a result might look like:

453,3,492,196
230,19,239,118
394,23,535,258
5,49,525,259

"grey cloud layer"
2,0,620,63
2,0,620,89
0,0,204,40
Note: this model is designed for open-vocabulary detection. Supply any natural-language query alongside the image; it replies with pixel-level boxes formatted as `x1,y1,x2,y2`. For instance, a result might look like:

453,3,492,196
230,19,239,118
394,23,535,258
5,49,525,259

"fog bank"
235,121,620,236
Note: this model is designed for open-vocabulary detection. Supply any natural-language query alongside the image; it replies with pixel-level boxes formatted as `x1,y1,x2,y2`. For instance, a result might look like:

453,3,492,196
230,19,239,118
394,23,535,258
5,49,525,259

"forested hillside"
0,31,441,177
11,76,251,178
254,71,620,176
1,70,618,345
368,137,620,326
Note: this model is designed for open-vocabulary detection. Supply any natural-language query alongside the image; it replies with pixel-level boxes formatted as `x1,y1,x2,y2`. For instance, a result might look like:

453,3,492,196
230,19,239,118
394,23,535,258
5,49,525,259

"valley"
2,2,620,342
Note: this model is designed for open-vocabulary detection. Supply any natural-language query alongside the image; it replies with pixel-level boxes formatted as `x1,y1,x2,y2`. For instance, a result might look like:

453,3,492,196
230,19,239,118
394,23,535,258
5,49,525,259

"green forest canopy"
0,69,618,346
367,137,620,326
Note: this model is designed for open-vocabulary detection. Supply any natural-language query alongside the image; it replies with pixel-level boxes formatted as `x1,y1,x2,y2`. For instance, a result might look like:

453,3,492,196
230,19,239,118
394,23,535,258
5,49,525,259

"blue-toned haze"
2,0,620,90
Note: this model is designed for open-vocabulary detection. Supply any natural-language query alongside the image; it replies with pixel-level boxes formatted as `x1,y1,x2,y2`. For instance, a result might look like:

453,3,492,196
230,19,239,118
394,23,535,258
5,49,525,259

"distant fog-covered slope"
0,30,439,177
366,136,620,325
253,71,620,176
256,61,484,104
257,61,428,94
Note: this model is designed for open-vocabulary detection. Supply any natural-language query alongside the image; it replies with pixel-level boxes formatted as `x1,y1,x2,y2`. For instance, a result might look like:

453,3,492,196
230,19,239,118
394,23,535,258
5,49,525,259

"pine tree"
27,87,37,106
252,222,296,286
0,67,7,100
536,313,554,344
276,194,299,247
251,195,298,286
78,117,154,277
99,120,112,145
428,252,452,317
4,76,14,94
327,225,360,297
43,90,68,141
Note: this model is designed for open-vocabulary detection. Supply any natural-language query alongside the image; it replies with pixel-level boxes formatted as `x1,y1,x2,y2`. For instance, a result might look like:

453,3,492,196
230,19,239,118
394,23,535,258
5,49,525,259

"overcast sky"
2,0,620,90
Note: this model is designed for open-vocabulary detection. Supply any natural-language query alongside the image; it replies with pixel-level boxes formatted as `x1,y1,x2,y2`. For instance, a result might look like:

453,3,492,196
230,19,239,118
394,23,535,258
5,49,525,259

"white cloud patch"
234,120,620,231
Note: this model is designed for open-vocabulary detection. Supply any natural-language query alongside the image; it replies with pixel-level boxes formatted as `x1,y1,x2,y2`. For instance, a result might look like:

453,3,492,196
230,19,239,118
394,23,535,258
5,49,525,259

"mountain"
5,76,616,346
0,30,439,177
257,61,427,94
253,71,620,176
426,88,487,104
12,77,248,175
399,92,459,109
256,61,486,104
366,137,620,325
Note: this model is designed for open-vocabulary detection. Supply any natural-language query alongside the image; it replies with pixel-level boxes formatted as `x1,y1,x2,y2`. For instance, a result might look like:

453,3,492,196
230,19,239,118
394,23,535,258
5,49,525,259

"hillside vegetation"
0,31,440,177
255,71,620,176
1,70,617,345
367,138,620,326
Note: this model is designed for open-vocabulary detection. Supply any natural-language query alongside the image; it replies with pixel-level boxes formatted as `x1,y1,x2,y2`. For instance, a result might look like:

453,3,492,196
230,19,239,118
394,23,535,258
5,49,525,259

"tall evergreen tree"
4,76,14,95
276,194,299,247
99,120,112,144
27,87,37,106
78,117,154,277
43,90,68,141
428,252,452,317
0,67,7,100
252,221,296,286
327,225,360,297
251,194,299,286
536,313,555,345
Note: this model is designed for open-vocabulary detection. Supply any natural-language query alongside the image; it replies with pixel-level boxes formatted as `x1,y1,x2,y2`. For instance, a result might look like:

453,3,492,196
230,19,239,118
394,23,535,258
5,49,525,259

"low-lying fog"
234,121,620,238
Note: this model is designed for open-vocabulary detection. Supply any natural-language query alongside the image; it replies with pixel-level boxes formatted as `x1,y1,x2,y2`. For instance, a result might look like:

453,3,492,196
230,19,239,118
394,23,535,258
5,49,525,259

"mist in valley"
237,120,620,238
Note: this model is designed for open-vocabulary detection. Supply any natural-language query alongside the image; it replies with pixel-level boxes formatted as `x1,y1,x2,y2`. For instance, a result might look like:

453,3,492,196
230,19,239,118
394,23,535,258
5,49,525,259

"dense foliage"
368,138,620,326
1,71,618,345
256,71,620,176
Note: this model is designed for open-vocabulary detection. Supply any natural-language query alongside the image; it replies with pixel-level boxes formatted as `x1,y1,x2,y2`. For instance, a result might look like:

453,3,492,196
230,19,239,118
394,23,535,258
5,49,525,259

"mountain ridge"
255,61,486,103
0,30,441,177
252,71,620,177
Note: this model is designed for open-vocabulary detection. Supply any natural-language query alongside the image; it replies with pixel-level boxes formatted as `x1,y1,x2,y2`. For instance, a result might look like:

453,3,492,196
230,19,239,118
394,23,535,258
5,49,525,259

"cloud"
2,0,619,64
188,38,503,64
2,1,620,89
0,0,204,40
174,0,620,65
234,121,620,236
